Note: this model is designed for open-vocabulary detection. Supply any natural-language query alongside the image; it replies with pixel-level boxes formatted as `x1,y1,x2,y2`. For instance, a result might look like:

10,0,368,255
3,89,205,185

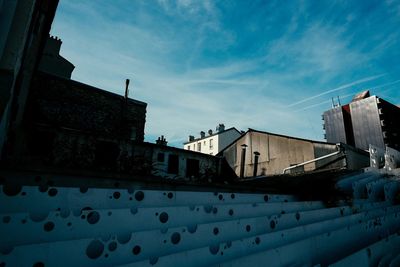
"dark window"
168,154,179,174
95,141,120,170
157,152,165,162
186,159,199,178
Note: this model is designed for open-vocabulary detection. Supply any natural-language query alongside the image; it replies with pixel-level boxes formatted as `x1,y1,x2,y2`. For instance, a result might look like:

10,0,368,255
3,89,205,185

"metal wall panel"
350,96,385,150
323,107,348,144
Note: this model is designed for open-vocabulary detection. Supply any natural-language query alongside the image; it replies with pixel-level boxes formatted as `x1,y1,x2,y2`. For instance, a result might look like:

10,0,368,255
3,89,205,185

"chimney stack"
208,129,213,135
216,123,225,132
200,131,205,138
189,135,195,141
125,79,130,99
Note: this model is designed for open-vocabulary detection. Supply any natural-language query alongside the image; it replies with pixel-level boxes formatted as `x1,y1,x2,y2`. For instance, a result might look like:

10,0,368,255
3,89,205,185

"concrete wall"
222,130,342,177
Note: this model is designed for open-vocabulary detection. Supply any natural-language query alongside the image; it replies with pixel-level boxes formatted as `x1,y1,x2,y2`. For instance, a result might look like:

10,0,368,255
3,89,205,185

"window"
197,142,201,152
193,143,196,151
157,152,165,162
209,139,213,149
130,127,137,140
186,159,199,178
168,154,179,174
187,145,190,150
204,141,206,146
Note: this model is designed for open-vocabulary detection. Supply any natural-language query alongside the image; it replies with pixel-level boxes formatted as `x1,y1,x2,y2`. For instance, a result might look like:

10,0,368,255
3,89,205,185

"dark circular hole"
218,194,223,200
204,205,212,213
264,194,269,202
213,192,218,196
209,245,219,255
86,240,104,259
38,185,48,193
32,262,45,267
2,184,22,196
213,227,219,235
171,232,181,244
21,192,26,196
159,212,169,223
231,193,235,199
132,245,141,255
167,192,173,199
255,237,261,245
135,191,144,201
2,216,11,224
21,219,27,224
149,257,159,265
108,241,117,252
187,224,197,233
67,222,72,227
43,221,55,232
48,188,58,197
270,220,276,229
117,233,131,244
228,209,234,216
246,225,251,232
212,207,218,214
87,211,100,224
113,192,121,199
80,187,88,193
295,212,300,221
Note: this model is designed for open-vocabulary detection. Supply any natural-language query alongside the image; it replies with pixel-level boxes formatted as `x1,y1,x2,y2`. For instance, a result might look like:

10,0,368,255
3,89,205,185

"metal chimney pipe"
253,151,260,177
125,79,130,99
240,144,248,178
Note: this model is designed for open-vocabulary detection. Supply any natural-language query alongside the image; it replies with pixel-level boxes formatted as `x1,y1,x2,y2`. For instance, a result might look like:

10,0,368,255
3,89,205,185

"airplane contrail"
287,74,386,107
294,78,400,112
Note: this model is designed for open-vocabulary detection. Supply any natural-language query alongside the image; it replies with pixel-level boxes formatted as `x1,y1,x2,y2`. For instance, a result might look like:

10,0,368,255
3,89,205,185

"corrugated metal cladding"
1,170,400,266
323,107,348,144
350,96,385,150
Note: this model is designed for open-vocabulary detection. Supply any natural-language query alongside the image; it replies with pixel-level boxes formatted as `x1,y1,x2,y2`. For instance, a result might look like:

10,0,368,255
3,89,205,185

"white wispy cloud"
287,74,385,107
51,1,400,146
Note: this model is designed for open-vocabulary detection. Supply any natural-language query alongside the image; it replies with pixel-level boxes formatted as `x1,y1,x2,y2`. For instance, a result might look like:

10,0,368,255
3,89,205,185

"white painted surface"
184,128,241,155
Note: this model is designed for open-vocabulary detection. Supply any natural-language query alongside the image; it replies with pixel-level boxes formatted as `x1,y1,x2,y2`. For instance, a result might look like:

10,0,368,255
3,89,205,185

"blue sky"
50,0,400,147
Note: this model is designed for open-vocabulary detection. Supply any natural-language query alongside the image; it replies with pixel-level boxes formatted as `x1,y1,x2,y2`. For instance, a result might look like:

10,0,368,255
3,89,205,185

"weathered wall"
150,145,219,181
27,71,147,141
222,130,344,177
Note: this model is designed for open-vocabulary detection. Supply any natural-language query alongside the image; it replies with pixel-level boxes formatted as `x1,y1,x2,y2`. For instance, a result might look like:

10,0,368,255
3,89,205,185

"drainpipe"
240,144,248,178
253,151,260,177
282,145,343,174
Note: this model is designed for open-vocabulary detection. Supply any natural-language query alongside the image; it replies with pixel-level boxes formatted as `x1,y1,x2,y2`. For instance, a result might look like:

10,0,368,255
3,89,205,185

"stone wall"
27,71,147,141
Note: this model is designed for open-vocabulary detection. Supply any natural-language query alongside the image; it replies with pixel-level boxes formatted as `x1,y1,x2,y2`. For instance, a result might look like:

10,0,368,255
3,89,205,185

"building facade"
183,124,241,155
219,129,369,178
0,0,59,160
323,91,400,151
